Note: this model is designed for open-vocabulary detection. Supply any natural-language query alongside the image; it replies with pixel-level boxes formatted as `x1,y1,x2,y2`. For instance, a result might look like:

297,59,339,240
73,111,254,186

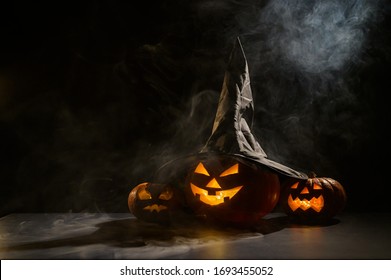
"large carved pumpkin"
128,182,185,225
184,154,280,227
281,174,347,224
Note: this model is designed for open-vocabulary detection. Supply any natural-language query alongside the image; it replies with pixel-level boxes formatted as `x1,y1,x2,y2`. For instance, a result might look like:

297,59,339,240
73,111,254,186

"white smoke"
221,0,386,176
254,0,381,74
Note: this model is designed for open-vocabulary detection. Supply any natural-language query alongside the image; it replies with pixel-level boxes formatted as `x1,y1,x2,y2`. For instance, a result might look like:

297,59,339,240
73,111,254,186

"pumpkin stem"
308,171,317,178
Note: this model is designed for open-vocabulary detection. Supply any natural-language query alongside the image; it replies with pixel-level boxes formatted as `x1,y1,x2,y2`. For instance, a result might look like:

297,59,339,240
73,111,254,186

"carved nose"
300,187,310,194
206,178,222,189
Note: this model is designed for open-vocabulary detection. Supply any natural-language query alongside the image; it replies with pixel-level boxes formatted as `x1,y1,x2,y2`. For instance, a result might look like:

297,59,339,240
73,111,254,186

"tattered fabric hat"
154,36,307,182
199,37,307,180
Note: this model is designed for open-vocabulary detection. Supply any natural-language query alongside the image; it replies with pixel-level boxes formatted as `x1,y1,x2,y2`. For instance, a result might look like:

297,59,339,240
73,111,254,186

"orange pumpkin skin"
281,176,347,224
128,182,185,225
184,154,280,227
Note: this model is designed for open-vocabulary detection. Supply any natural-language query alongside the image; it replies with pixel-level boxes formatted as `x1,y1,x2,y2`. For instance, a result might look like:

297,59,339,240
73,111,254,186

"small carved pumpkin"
128,182,184,224
185,154,280,227
281,174,347,224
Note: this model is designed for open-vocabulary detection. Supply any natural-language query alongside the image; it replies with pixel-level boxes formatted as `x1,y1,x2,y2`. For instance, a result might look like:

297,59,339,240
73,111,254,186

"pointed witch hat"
199,37,307,179
154,36,307,182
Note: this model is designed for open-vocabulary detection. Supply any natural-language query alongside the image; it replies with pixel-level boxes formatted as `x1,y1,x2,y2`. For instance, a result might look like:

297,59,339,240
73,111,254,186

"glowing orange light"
194,163,210,176
300,187,310,194
291,182,299,189
288,195,324,212
220,163,239,177
143,204,168,212
137,184,152,200
313,184,322,190
190,183,243,206
206,178,221,189
158,189,173,200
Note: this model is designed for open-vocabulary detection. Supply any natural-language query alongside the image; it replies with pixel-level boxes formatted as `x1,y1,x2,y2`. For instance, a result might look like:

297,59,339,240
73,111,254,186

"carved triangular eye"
220,163,239,177
313,184,322,190
137,185,152,200
290,182,299,189
300,187,310,194
159,188,173,200
194,162,210,176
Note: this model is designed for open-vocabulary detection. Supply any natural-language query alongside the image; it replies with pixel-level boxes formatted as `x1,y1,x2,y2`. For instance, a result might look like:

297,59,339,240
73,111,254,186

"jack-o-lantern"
128,182,184,224
185,154,280,227
281,174,347,224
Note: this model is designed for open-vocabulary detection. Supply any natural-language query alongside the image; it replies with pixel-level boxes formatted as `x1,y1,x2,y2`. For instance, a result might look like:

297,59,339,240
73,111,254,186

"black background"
1,0,390,216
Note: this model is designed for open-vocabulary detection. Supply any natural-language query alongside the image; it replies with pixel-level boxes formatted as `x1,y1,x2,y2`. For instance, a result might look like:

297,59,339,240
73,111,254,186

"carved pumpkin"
281,174,347,224
128,182,184,224
185,154,280,227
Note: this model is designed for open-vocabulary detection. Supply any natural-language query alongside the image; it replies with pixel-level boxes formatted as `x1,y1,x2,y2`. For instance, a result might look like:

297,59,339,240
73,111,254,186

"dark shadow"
252,217,339,235
287,218,341,228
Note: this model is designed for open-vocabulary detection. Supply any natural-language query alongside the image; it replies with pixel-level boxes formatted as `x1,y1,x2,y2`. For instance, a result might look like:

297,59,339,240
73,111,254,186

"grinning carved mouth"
190,183,243,206
143,204,168,213
288,195,324,212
